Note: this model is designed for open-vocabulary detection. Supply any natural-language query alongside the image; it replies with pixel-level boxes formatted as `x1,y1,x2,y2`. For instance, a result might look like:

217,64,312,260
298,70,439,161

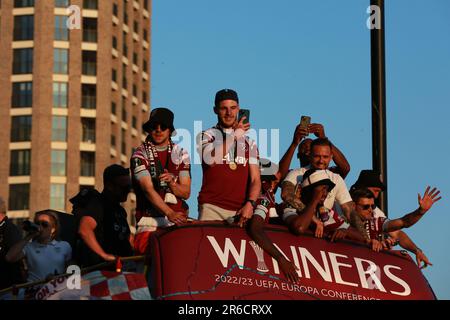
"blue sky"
150,0,450,299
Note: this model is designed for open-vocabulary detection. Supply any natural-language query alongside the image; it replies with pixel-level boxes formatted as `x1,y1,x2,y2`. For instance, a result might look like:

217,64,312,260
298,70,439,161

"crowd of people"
0,88,442,289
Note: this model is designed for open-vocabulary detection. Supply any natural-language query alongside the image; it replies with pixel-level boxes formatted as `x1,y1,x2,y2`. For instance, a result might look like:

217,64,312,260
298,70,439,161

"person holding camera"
71,165,133,267
197,89,261,227
6,210,72,283
278,121,351,182
281,137,354,229
131,108,191,255
0,197,23,289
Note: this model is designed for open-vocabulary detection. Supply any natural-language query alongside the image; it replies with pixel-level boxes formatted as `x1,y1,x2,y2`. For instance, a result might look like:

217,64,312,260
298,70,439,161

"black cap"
103,164,130,183
214,89,239,107
142,108,175,133
351,170,386,191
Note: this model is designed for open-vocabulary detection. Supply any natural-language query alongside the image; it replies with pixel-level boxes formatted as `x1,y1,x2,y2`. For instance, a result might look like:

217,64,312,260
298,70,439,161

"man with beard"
198,89,261,228
71,164,133,266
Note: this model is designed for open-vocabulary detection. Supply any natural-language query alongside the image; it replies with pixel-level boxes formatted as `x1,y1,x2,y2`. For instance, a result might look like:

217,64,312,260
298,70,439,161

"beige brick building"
0,0,151,221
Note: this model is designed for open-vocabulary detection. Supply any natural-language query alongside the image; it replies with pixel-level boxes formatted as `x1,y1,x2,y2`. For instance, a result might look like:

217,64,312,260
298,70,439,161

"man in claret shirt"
350,185,441,266
131,107,191,255
197,89,261,227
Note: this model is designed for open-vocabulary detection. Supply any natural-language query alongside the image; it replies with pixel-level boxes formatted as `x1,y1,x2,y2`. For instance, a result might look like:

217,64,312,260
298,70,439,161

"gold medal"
229,162,237,170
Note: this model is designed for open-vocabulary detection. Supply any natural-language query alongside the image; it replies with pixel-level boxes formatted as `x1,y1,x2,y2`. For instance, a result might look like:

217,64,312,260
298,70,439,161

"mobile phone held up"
300,115,311,131
238,109,250,124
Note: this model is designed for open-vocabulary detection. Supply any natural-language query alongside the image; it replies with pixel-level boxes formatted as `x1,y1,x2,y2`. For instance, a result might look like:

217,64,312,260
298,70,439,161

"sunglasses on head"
357,204,376,210
149,123,169,131
36,221,50,228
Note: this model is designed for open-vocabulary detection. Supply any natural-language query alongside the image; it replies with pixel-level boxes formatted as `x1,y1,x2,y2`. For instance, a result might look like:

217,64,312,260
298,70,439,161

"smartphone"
300,115,311,130
238,109,250,124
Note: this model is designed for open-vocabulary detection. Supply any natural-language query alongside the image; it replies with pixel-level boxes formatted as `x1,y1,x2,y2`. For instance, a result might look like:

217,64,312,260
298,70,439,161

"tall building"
0,0,151,220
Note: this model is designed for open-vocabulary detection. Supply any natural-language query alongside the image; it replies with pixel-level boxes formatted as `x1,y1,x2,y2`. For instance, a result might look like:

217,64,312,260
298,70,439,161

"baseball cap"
214,89,239,107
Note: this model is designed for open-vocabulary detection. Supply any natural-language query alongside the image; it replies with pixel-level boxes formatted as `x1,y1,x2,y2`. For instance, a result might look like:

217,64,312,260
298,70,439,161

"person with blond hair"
6,210,71,282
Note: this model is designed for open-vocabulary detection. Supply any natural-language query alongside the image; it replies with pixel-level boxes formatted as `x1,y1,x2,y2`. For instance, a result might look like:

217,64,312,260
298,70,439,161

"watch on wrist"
247,199,257,208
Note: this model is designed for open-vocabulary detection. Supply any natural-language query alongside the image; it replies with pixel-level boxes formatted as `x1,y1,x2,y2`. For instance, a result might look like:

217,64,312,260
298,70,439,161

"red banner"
148,222,435,300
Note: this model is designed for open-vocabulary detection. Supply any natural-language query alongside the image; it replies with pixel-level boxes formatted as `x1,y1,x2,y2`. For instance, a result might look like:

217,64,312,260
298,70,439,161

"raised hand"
418,186,441,214
233,114,251,140
292,124,309,145
308,123,326,138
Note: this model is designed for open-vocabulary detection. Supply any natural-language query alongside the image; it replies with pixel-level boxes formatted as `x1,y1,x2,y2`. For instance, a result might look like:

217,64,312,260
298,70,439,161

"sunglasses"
149,123,169,131
36,221,50,228
357,204,376,210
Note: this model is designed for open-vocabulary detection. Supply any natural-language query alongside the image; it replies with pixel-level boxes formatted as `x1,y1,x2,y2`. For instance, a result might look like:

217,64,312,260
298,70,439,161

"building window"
123,11,128,25
14,0,35,7
143,58,148,73
143,0,149,10
80,152,95,176
13,48,33,74
50,184,66,211
82,118,96,143
11,116,32,142
51,150,66,176
133,21,138,34
121,129,126,155
113,3,118,16
143,28,148,42
111,101,117,115
112,69,117,82
133,52,138,65
55,15,69,41
83,18,97,43
82,84,96,109
51,116,67,141
111,134,116,147
82,51,97,76
132,84,137,97
122,64,127,89
53,82,68,108
9,184,30,211
142,90,148,104
122,107,127,123
13,15,34,40
83,0,98,9
132,115,137,129
11,82,32,108
54,48,69,74
10,150,31,176
55,0,69,8
112,36,118,49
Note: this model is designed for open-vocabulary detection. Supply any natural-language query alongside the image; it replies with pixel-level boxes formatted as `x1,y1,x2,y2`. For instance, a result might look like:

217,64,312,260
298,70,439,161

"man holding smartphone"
197,89,261,227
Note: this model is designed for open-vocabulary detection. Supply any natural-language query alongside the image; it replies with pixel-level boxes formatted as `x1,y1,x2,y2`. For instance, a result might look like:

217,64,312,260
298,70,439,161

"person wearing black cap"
350,170,440,268
197,89,261,227
131,107,191,255
70,164,133,266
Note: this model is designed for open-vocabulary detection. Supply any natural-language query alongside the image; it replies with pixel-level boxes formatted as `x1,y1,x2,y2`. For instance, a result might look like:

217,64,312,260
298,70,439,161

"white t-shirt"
283,167,352,210
373,207,387,219
23,240,72,282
